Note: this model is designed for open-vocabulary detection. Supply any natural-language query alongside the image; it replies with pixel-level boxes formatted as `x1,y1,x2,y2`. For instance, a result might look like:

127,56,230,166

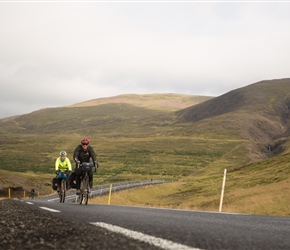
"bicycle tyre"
79,177,84,205
62,180,66,203
79,194,84,204
84,175,89,205
59,179,66,203
59,181,62,203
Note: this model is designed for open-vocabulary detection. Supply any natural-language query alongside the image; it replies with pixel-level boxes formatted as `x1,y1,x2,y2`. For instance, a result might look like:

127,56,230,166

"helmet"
60,151,67,157
81,137,90,145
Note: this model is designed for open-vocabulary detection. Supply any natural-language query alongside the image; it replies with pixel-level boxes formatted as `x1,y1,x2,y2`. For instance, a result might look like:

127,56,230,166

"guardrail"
91,179,166,198
63,179,167,203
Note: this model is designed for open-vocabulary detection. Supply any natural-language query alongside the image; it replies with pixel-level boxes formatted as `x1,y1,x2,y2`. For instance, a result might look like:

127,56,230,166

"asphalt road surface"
15,195,290,250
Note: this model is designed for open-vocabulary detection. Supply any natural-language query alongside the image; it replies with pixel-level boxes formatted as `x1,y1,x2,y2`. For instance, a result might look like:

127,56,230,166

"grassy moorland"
1,80,290,216
92,151,290,216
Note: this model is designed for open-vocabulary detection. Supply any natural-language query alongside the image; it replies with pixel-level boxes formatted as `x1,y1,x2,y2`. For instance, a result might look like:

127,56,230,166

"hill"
0,94,211,135
1,80,290,216
0,93,213,187
71,93,212,111
175,78,290,163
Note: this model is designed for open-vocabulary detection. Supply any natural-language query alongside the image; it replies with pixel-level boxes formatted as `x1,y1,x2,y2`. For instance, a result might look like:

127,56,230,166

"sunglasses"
82,143,88,146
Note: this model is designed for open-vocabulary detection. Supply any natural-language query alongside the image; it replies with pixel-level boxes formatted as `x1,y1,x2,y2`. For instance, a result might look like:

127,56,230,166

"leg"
76,174,81,190
89,169,93,188
74,167,82,190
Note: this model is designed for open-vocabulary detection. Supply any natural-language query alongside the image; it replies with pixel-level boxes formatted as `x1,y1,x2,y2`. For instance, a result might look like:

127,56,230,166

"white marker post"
219,169,227,212
108,184,112,205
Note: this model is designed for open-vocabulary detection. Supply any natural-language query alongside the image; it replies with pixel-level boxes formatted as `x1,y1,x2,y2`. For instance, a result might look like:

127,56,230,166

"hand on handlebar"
94,161,99,172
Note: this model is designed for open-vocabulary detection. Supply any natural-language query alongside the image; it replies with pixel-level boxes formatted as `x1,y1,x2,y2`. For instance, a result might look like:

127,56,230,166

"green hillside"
1,82,290,215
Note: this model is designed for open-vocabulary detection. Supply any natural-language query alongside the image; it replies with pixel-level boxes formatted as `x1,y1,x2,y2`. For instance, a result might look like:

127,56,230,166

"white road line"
26,202,34,205
47,194,76,202
91,222,203,250
39,207,60,213
47,198,60,202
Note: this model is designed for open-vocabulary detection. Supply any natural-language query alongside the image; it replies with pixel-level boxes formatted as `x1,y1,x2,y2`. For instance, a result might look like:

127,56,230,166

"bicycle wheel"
79,193,84,204
59,180,66,203
62,180,66,203
59,187,63,203
83,175,89,205
79,177,84,205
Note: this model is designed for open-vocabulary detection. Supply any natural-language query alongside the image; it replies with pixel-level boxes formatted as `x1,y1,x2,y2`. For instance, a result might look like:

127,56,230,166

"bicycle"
77,162,94,205
57,170,69,203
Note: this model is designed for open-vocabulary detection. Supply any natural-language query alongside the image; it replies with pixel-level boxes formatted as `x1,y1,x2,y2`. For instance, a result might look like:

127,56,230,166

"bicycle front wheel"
79,193,84,204
84,175,90,205
84,191,89,205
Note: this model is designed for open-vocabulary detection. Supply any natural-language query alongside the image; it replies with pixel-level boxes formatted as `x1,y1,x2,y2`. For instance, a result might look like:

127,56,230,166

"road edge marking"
91,222,203,250
39,207,60,213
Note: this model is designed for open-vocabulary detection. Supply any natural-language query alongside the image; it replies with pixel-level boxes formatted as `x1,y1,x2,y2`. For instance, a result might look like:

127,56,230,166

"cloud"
0,2,290,118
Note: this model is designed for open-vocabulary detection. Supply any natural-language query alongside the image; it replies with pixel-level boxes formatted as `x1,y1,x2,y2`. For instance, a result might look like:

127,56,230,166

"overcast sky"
1,1,290,118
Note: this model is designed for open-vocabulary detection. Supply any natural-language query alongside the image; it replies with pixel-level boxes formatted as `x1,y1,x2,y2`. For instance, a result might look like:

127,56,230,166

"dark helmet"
81,137,90,145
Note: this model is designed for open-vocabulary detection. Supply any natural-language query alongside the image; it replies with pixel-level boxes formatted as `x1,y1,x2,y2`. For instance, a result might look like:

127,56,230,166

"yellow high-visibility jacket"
55,157,72,171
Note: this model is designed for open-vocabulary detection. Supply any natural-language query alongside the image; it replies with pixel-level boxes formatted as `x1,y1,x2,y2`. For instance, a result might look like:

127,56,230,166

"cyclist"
30,188,35,199
55,151,72,192
73,137,98,194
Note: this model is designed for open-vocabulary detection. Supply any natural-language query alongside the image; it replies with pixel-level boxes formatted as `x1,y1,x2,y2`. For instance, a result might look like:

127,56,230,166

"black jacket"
73,145,97,164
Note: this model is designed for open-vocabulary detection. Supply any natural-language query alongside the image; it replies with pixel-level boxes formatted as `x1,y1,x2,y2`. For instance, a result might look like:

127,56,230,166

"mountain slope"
176,78,290,147
0,94,211,135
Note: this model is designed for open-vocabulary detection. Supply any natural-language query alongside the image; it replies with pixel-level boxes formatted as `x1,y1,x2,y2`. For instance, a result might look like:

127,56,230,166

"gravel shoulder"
0,199,161,250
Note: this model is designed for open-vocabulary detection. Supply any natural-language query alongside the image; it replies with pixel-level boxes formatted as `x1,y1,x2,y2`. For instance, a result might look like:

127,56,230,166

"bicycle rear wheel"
59,180,66,203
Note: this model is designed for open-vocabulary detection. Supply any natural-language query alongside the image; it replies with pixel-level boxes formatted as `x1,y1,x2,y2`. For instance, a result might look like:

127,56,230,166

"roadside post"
8,188,10,198
219,169,227,212
108,184,112,205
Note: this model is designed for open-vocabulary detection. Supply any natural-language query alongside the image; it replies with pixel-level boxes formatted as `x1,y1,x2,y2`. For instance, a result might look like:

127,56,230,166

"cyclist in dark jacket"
73,137,98,194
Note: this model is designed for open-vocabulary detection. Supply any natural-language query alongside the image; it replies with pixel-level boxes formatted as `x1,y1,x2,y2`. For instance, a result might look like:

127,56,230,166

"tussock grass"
91,152,290,216
92,175,290,216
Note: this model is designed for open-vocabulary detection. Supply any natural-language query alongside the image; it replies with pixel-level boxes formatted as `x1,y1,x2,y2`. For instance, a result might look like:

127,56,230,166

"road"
24,195,290,250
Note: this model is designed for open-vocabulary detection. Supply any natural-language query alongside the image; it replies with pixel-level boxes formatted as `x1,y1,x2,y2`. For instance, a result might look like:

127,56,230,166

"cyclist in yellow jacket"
55,151,72,191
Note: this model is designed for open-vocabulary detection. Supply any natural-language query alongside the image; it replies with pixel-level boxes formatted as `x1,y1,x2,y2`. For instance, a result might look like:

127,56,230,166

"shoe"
76,189,80,195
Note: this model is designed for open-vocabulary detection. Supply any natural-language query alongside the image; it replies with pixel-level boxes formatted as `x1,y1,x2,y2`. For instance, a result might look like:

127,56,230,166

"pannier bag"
52,177,58,190
69,172,77,189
